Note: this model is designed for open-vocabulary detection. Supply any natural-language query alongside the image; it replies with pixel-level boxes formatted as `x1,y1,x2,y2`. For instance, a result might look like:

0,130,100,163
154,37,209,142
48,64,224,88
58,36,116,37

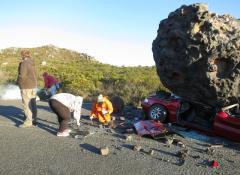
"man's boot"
32,119,37,126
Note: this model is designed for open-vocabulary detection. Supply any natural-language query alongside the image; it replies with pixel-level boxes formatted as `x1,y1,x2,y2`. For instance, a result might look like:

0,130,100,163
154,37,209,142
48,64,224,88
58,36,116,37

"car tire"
148,104,167,122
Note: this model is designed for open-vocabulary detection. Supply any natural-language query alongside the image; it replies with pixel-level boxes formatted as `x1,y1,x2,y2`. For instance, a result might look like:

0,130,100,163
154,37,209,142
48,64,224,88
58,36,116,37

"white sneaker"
57,131,70,137
65,129,72,133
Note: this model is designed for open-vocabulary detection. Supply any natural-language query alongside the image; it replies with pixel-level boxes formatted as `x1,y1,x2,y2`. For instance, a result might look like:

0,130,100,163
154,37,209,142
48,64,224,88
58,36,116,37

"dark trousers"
49,99,71,132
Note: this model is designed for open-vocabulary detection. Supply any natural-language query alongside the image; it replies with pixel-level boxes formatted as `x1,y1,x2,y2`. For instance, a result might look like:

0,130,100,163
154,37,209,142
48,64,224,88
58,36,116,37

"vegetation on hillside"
0,45,167,105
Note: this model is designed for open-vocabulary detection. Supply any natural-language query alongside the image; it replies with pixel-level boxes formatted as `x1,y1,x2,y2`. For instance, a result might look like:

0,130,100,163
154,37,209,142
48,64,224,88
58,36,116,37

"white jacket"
50,93,83,126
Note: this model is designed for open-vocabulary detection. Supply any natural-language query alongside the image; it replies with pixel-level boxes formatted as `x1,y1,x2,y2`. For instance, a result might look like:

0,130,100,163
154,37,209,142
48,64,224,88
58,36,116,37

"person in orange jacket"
90,94,113,124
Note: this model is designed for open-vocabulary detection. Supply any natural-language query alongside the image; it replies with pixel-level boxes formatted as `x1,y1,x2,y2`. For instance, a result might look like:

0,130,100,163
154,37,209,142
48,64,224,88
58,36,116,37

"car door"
214,111,240,141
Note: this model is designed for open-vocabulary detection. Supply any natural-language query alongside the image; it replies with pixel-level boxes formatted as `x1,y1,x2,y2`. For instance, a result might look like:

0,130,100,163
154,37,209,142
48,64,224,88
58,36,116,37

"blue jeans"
50,84,57,96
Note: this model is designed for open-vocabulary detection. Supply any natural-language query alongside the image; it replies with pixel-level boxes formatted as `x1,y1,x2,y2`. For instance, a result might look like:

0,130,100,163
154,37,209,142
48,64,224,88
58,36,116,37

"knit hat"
21,50,31,58
42,72,48,77
97,94,104,102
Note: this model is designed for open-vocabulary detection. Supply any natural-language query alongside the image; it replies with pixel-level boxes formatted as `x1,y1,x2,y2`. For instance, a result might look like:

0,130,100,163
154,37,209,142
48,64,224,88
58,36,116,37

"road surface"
0,100,239,175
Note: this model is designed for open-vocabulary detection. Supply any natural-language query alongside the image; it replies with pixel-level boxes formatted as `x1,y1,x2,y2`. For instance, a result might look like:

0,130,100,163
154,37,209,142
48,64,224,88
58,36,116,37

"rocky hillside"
0,44,96,64
0,45,164,105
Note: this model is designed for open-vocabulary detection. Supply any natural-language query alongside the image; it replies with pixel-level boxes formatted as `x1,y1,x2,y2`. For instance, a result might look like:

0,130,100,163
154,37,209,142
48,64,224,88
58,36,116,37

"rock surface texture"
152,3,240,107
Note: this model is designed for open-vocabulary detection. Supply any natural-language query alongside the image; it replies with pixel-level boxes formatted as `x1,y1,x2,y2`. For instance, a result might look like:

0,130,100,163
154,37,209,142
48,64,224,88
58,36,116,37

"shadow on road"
0,105,57,135
37,104,52,112
121,144,134,150
80,143,99,154
35,122,57,135
0,105,24,125
152,148,177,157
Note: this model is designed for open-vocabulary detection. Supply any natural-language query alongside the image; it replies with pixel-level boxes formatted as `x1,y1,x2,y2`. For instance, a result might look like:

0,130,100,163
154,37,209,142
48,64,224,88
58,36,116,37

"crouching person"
49,93,83,137
90,94,113,125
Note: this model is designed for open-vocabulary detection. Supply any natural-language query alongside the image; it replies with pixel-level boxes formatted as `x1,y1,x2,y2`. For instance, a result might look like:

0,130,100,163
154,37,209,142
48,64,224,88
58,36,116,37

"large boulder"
152,3,240,107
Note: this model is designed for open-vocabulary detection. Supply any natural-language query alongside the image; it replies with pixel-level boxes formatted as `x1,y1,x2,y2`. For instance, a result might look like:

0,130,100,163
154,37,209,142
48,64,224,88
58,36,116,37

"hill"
0,45,166,105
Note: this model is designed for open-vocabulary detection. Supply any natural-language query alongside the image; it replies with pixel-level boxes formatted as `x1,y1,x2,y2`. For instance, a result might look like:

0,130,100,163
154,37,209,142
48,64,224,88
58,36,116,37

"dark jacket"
17,58,37,89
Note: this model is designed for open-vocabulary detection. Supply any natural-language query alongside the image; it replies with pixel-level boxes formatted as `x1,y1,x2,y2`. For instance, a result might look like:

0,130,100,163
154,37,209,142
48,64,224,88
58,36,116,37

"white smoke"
0,84,21,100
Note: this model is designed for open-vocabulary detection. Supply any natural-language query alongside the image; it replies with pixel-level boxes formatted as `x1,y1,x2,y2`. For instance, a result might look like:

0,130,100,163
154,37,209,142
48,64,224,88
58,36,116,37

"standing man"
17,50,38,128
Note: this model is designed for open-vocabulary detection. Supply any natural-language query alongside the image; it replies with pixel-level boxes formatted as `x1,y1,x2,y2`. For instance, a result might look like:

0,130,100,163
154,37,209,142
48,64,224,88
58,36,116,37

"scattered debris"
80,130,94,136
134,120,167,137
164,138,173,146
206,147,215,155
106,129,113,133
226,159,235,163
133,145,141,152
177,158,185,166
172,138,181,144
163,159,170,163
177,141,186,148
100,147,109,156
159,157,170,162
212,160,219,168
148,149,154,156
119,117,126,121
115,146,123,151
73,129,95,139
74,135,82,139
176,149,189,159
125,135,132,141
191,155,200,159
209,144,223,148
125,128,135,134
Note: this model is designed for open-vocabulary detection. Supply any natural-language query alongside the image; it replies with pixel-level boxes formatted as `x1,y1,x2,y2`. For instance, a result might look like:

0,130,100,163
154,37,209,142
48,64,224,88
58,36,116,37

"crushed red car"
141,92,240,142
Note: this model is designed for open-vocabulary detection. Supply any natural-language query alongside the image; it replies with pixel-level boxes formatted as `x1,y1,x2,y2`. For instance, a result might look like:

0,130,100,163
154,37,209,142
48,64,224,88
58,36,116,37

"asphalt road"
0,100,240,175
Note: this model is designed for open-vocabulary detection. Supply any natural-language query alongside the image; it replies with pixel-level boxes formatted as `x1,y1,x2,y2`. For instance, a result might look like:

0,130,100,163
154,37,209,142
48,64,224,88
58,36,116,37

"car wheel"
148,104,167,122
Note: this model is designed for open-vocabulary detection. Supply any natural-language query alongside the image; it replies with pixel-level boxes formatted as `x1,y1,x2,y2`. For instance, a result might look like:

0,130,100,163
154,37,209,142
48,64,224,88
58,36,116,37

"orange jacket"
91,97,113,123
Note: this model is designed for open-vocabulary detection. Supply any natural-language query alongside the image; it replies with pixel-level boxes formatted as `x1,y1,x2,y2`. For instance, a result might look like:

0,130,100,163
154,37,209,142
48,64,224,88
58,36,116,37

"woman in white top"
49,93,83,137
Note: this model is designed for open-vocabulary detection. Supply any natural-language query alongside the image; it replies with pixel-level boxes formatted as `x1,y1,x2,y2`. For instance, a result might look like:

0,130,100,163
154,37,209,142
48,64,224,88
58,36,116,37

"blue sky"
0,0,239,66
